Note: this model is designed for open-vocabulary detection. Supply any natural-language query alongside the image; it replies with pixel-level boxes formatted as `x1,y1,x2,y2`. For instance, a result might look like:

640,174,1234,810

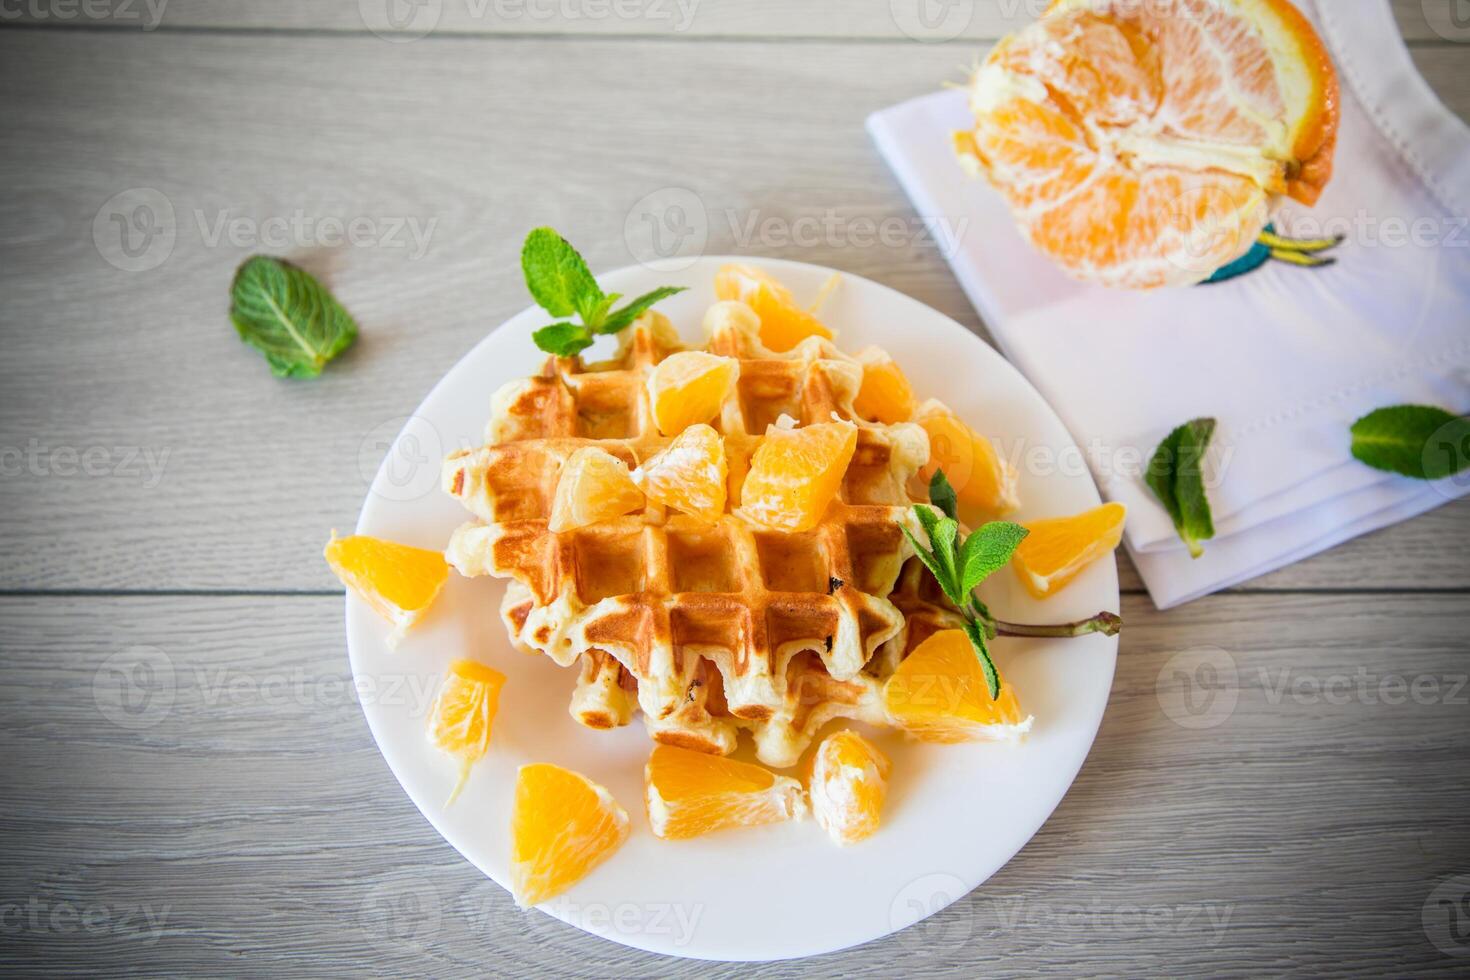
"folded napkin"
868,0,1470,608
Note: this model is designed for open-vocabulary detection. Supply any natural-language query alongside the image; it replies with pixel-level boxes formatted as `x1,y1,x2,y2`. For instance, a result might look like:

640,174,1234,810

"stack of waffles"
444,301,964,768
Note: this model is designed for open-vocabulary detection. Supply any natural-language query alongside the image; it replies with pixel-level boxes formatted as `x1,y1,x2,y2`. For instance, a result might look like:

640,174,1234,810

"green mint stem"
992,612,1123,639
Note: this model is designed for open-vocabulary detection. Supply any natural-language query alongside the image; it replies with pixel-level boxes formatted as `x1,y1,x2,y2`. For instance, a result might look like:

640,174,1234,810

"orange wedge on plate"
714,264,834,352
883,629,1033,743
645,744,806,840
634,423,728,523
647,351,740,436
738,420,857,533
956,0,1338,288
1012,501,1126,599
427,658,506,805
511,763,630,907
853,348,917,425
549,447,644,532
914,403,1019,523
807,730,891,846
324,533,449,645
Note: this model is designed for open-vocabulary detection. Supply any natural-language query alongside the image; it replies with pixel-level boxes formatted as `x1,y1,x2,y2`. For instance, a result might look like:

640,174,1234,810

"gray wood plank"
1,592,1467,975
2,0,1457,42
0,30,1467,594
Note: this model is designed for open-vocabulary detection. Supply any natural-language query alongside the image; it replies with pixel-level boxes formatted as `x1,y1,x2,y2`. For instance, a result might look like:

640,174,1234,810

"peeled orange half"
738,420,858,532
808,731,891,846
427,658,506,805
647,350,740,436
549,447,644,532
957,0,1339,288
635,423,728,523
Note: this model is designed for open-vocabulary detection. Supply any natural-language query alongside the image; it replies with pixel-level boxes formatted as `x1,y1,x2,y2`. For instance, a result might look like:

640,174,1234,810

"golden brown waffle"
444,304,933,767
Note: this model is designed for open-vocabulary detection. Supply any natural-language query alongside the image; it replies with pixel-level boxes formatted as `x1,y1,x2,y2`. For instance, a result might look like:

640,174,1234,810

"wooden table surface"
2,2,1468,975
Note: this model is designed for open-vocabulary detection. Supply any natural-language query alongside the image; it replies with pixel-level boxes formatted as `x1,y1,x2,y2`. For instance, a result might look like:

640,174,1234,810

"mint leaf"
522,227,601,320
1146,418,1216,559
900,524,951,594
929,469,958,520
600,286,687,334
532,323,594,358
962,617,1001,700
930,517,962,602
959,521,1029,594
1351,405,1470,480
913,503,940,538
230,256,357,378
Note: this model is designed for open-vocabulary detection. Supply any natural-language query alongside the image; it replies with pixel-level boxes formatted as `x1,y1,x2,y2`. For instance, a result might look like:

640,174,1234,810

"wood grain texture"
1,0,1458,42
0,592,1467,975
0,30,1466,593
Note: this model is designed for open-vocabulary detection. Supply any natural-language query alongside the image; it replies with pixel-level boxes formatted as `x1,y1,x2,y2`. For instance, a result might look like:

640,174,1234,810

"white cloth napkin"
867,0,1470,609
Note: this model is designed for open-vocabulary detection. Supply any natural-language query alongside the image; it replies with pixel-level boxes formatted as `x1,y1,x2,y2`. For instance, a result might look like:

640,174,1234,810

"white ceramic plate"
347,256,1119,961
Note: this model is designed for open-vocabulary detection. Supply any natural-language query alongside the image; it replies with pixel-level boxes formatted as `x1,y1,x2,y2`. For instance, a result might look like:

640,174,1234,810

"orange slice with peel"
647,350,740,436
549,447,644,532
738,419,857,533
324,533,448,646
511,763,630,907
853,347,917,425
634,423,727,523
957,0,1339,288
883,629,1033,743
645,744,806,840
1012,501,1126,599
807,730,891,846
714,264,833,352
913,403,1019,523
427,658,506,805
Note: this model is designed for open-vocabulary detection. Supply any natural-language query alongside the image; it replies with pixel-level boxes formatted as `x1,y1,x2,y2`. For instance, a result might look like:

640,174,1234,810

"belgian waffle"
444,303,933,767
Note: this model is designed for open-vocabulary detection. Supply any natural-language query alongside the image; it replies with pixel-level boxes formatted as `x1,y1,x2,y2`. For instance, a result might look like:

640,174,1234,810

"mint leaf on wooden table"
1350,405,1470,480
230,256,358,378
899,468,1123,699
1145,417,1217,559
520,227,686,356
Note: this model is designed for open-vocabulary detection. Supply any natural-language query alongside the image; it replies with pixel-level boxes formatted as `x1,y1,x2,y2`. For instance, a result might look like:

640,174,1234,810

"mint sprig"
230,256,358,378
1350,405,1470,481
521,228,686,357
901,469,1123,699
1145,418,1216,559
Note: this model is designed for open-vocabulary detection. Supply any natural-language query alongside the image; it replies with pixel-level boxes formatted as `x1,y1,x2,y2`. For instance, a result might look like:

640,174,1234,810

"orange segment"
738,420,857,533
324,533,449,646
853,348,917,425
714,264,833,352
914,404,1019,523
807,731,891,846
634,424,727,523
645,744,806,840
549,447,644,532
957,0,1338,288
511,763,630,907
1012,501,1126,599
883,629,1032,743
647,350,740,436
427,658,506,805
